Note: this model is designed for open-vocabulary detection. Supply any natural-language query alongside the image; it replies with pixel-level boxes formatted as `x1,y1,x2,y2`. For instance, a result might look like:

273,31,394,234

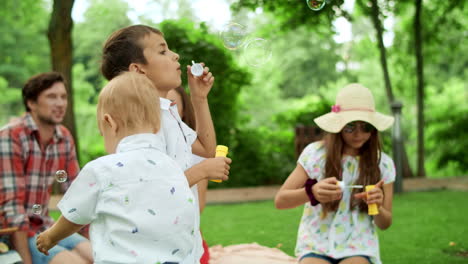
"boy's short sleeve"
298,141,326,180
57,162,100,225
379,153,396,184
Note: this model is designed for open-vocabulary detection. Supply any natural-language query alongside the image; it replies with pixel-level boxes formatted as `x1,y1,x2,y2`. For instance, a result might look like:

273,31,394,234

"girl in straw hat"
275,83,396,264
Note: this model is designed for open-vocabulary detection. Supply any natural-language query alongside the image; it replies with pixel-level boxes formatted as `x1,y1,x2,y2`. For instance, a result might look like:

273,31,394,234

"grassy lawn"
200,190,468,264
50,190,468,263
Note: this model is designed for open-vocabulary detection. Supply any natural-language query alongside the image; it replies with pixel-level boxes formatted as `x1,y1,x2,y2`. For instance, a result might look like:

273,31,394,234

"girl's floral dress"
295,141,395,264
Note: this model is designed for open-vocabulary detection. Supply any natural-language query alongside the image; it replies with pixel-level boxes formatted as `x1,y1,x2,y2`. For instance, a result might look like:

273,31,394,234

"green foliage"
72,0,134,165
0,0,50,125
0,0,50,87
159,19,252,146
389,0,467,175
425,79,468,175
232,0,345,31
72,63,105,166
0,77,22,125
223,126,295,187
73,0,132,93
220,95,332,188
273,95,331,128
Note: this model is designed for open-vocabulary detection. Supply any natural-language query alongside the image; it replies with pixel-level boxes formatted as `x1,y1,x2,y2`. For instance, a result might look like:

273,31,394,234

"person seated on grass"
275,83,395,264
0,72,92,264
0,223,22,264
36,72,200,264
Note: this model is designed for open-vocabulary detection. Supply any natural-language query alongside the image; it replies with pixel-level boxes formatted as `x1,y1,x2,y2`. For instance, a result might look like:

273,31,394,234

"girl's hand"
187,63,214,98
36,231,56,256
312,177,343,203
354,180,385,208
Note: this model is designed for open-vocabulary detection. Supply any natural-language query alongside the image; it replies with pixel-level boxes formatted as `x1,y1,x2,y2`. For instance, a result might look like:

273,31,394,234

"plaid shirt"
0,113,79,237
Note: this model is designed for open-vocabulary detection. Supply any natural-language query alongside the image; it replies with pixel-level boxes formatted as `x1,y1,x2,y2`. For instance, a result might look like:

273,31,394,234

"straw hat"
314,83,394,133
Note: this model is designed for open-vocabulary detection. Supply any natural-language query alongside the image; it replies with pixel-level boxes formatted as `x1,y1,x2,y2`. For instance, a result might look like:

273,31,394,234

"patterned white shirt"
58,133,197,264
158,98,203,262
296,141,395,264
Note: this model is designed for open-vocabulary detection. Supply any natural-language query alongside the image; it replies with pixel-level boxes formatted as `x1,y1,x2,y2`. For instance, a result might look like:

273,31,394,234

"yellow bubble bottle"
211,145,228,183
366,185,379,215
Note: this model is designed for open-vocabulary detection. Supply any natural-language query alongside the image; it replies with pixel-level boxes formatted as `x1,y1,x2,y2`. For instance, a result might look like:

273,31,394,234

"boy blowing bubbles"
100,25,231,187
103,25,230,262
37,72,199,263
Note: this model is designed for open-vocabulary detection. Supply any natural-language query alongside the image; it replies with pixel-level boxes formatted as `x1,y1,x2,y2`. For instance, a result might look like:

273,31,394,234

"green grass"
200,190,468,264
50,190,468,263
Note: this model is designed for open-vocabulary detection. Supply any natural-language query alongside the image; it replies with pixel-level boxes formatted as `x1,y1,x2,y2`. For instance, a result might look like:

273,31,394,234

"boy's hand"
187,63,214,98
312,177,343,203
354,180,385,207
36,231,56,256
200,157,231,181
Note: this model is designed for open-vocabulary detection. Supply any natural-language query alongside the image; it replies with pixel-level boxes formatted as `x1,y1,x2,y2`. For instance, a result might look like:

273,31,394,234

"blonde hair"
97,71,160,133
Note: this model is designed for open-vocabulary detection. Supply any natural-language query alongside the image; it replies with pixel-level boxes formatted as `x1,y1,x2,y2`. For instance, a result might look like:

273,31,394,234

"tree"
414,0,425,177
48,0,78,144
357,0,414,179
363,0,394,102
233,0,415,178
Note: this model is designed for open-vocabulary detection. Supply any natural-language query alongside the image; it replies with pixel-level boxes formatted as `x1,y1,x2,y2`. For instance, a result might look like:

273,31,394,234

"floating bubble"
306,0,326,11
220,22,247,50
55,170,68,183
32,204,42,215
243,38,272,67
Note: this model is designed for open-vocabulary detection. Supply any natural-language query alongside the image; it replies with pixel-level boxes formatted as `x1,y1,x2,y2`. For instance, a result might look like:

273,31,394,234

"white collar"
159,97,172,110
116,133,166,153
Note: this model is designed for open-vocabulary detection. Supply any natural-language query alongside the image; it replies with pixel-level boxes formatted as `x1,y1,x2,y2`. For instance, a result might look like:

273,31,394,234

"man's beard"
37,114,61,126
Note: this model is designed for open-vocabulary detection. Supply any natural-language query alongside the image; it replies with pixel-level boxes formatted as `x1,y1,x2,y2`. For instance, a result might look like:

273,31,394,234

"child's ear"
103,113,119,134
129,63,145,74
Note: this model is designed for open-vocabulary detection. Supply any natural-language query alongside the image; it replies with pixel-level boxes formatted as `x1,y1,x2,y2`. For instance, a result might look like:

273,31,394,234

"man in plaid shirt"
0,72,92,264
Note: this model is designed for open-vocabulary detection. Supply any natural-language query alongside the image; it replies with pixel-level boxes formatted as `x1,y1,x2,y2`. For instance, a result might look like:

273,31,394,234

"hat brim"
314,111,394,133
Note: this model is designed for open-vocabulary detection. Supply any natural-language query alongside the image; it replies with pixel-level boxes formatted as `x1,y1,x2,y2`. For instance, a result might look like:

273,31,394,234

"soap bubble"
55,170,68,183
32,204,42,215
220,22,247,50
243,38,272,67
306,0,326,11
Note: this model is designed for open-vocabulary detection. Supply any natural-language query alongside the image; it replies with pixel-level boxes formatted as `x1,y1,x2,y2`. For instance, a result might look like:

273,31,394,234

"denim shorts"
28,233,88,264
300,252,372,264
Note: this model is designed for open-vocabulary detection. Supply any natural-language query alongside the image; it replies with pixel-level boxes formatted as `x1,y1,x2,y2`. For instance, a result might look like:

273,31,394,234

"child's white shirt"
58,133,197,264
158,97,204,262
296,141,396,264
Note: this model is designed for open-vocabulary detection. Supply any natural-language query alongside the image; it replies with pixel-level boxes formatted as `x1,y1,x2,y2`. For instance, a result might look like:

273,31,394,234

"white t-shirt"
58,133,197,264
158,98,204,262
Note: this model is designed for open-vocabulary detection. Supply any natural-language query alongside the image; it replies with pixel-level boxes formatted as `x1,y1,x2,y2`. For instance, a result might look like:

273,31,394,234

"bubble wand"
336,181,363,189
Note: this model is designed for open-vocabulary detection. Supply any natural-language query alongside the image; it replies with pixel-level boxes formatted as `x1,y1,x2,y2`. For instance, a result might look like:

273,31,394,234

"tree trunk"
47,0,78,154
414,0,425,177
368,0,393,102
368,0,414,178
